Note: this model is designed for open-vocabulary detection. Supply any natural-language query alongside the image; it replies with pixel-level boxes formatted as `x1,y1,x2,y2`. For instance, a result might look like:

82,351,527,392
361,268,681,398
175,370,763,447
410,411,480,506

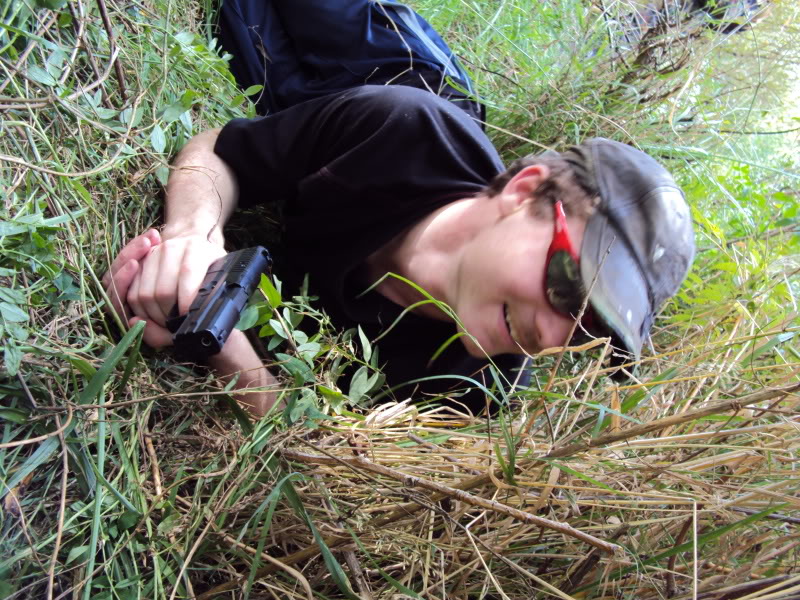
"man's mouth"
503,303,519,346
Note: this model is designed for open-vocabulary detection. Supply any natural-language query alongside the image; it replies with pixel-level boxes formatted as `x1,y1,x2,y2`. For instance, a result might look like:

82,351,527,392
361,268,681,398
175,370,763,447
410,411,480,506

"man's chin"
459,336,501,359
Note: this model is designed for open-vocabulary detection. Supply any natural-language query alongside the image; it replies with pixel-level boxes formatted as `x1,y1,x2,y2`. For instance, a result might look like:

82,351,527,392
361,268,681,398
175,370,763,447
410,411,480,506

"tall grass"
1,1,798,599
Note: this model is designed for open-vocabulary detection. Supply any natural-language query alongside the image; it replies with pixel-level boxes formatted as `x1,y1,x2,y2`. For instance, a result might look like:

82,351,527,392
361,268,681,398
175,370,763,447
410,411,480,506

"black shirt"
215,85,526,410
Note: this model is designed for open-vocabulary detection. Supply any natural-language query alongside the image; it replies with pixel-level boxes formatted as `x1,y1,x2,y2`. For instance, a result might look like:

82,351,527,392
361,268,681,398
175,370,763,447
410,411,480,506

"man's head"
483,138,695,361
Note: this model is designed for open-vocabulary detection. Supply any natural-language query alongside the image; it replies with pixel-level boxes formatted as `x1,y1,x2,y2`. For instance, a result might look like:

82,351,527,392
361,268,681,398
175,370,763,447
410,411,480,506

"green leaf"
0,302,28,322
119,107,143,128
236,304,259,330
548,461,616,492
0,407,29,424
3,344,22,376
275,353,315,384
160,102,189,123
269,318,287,339
173,31,195,45
297,341,321,365
27,65,57,86
79,321,146,404
69,357,97,379
289,390,313,423
259,274,282,309
357,326,372,362
92,107,118,120
66,545,89,564
348,366,370,404
0,221,28,236
258,322,276,337
157,513,180,535
155,166,170,186
117,510,139,531
319,385,348,413
150,124,167,153
179,110,193,135
243,84,263,96
0,22,57,51
0,287,25,304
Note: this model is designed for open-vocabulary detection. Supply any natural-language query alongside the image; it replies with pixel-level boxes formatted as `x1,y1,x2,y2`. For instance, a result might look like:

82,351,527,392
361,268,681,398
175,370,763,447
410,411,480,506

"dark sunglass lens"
545,250,585,316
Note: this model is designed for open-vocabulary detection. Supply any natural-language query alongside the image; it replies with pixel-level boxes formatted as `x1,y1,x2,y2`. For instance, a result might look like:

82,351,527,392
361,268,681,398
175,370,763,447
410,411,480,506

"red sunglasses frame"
545,201,579,266
543,201,600,335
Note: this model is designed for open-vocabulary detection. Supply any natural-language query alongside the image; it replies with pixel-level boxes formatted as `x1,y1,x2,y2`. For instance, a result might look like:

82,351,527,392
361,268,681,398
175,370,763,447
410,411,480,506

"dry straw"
1,0,798,599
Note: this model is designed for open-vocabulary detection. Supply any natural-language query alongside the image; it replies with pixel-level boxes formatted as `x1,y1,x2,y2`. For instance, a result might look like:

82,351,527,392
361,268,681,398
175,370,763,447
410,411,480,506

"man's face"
449,175,588,358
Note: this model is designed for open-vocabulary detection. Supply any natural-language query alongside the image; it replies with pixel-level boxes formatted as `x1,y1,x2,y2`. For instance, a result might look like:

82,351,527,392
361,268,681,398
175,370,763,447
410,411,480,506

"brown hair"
484,154,599,219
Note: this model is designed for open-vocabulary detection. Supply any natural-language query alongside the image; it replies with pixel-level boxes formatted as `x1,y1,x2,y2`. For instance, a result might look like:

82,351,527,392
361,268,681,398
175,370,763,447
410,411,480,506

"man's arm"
127,128,236,331
162,127,236,247
103,128,280,417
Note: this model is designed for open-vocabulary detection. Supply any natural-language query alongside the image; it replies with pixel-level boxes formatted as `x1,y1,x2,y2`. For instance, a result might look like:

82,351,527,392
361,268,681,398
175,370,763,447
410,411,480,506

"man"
103,1,695,417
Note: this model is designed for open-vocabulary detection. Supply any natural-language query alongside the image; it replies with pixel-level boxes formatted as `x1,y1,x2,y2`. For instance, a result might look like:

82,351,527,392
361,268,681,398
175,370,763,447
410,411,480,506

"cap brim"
580,214,651,361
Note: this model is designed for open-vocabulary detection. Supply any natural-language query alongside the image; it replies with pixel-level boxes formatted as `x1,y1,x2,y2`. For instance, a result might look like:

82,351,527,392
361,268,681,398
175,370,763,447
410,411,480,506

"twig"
561,523,629,593
408,432,481,475
16,372,38,410
283,449,621,554
666,514,695,598
167,466,257,600
0,47,119,111
312,473,372,599
729,506,800,526
143,430,163,496
174,496,314,600
0,405,73,449
95,0,127,101
46,419,70,600
545,382,800,459
699,225,800,252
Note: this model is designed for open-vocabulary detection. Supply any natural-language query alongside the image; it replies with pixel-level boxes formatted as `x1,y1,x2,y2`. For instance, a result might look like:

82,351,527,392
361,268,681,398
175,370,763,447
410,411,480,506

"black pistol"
166,246,272,362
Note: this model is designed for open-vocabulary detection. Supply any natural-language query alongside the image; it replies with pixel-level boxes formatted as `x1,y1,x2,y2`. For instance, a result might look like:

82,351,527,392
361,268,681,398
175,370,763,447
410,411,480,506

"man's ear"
497,164,551,216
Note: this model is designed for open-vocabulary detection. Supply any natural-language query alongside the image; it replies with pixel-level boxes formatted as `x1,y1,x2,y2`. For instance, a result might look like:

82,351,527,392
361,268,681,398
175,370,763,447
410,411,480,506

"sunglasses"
544,201,603,340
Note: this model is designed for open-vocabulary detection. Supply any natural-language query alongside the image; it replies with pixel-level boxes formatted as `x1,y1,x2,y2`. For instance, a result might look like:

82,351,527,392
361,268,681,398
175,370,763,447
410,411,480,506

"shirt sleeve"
214,85,503,210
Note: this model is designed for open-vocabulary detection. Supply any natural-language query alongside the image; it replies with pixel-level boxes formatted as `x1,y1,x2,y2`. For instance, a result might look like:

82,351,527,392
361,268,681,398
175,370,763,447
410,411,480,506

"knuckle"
153,285,174,305
138,287,155,303
178,262,196,279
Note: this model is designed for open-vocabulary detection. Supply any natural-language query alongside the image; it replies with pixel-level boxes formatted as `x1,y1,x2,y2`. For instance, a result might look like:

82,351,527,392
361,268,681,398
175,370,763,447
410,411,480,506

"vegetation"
0,0,798,598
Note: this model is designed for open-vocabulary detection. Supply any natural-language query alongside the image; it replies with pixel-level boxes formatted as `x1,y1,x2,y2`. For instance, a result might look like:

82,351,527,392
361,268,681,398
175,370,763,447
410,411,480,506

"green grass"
1,0,799,598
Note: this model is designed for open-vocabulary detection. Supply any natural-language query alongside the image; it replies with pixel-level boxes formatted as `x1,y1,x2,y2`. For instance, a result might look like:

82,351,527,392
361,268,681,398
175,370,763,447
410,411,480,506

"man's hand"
103,231,279,416
126,230,227,329
103,228,227,348
102,229,163,343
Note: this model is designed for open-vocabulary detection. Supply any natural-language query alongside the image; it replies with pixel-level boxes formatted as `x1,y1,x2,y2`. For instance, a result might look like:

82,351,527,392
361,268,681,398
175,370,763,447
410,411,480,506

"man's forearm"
208,329,279,418
161,128,238,245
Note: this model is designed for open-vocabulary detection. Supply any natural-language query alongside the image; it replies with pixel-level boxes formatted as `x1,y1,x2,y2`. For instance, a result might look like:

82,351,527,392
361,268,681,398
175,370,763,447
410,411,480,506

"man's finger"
127,271,145,323
105,259,139,321
106,229,158,282
136,245,170,326
130,317,173,349
177,244,227,316
155,238,185,320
